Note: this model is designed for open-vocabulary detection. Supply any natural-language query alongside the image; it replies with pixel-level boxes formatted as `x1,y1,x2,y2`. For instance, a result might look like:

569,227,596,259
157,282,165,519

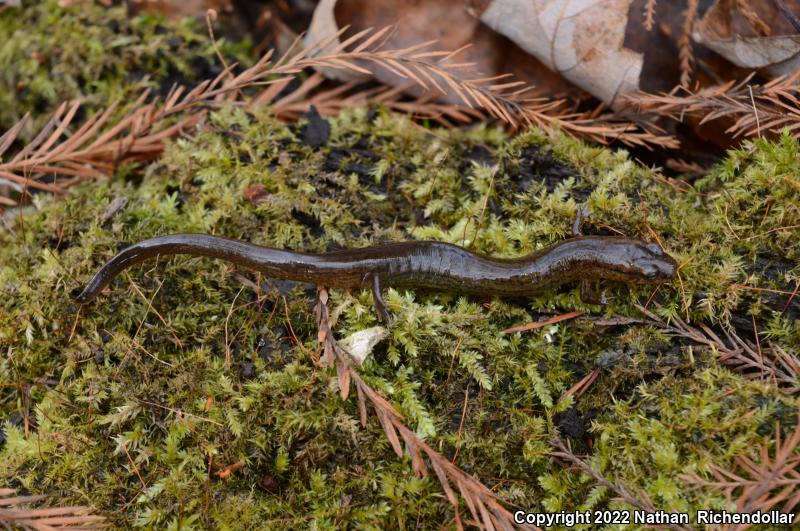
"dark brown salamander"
71,233,677,321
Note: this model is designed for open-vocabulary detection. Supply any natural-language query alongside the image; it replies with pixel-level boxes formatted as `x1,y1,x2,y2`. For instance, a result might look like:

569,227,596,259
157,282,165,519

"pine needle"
0,488,106,530
681,403,800,515
549,438,693,531
630,72,800,141
636,304,800,394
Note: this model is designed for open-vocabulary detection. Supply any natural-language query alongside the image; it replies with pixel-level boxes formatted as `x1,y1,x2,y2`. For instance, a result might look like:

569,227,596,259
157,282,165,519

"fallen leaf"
306,0,372,82
696,0,800,76
474,0,643,106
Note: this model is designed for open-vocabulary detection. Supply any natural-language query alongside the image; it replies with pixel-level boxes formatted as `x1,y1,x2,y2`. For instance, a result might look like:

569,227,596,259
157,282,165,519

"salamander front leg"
580,280,609,305
371,273,391,323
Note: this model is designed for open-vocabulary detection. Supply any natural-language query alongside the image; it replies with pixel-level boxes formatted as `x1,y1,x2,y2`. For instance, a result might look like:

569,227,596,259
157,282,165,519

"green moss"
1,103,798,528
0,0,252,140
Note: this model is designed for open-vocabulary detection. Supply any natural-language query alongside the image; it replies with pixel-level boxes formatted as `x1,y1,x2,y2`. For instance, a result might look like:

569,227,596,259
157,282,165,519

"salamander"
71,233,677,321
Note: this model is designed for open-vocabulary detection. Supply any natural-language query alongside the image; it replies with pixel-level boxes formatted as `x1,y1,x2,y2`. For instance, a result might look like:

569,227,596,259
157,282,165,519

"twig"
121,441,147,489
503,311,585,334
748,85,761,138
558,367,600,403
224,286,245,368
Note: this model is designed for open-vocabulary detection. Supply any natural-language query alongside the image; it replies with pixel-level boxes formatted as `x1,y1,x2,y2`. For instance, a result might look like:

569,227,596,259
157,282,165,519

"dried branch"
254,73,486,126
681,404,800,523
679,0,699,87
629,72,800,140
635,305,800,394
535,108,678,149
0,488,106,530
314,287,536,531
643,0,657,31
0,26,677,207
736,0,771,36
549,437,693,531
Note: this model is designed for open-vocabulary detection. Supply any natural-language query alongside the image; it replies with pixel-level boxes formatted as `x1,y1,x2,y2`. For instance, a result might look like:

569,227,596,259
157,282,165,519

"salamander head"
598,240,677,283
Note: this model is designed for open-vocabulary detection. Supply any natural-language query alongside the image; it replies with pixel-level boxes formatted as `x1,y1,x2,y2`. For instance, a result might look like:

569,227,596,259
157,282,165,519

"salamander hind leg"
370,273,391,323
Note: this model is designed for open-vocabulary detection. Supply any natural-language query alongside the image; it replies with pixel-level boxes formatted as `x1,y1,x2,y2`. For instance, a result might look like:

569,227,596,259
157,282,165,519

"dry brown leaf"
306,0,372,82
473,0,643,106
336,356,351,400
696,0,800,76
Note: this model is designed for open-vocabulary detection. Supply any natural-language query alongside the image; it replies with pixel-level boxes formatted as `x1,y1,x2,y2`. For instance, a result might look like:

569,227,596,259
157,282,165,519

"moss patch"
1,104,798,528
0,0,252,141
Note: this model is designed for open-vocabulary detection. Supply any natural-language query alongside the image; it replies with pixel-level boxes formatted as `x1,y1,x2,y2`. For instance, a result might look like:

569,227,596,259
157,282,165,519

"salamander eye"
646,243,663,255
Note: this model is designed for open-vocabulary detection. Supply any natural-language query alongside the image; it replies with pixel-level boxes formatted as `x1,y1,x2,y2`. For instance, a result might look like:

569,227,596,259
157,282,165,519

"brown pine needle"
0,488,106,530
630,71,800,140
504,311,585,334
681,404,800,515
559,367,601,402
636,304,800,394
